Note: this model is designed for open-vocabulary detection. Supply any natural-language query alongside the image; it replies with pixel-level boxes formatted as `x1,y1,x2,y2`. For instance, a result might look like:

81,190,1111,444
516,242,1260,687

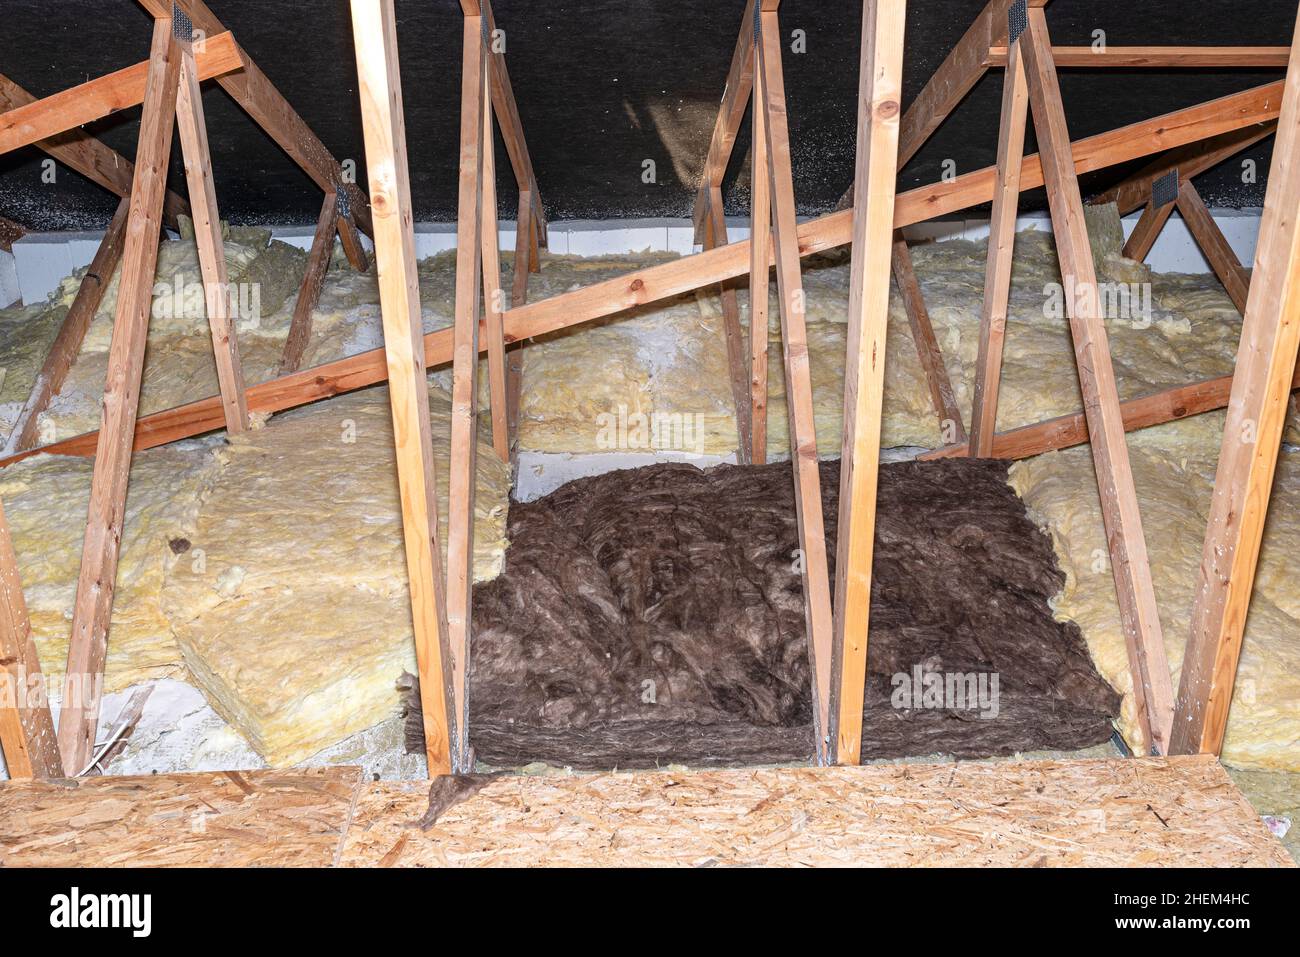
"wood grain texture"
1177,179,1252,314
892,233,965,442
749,55,771,466
704,187,753,464
279,192,339,375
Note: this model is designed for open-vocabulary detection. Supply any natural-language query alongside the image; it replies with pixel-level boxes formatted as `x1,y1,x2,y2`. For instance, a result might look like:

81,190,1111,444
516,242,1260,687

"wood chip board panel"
0,757,1290,867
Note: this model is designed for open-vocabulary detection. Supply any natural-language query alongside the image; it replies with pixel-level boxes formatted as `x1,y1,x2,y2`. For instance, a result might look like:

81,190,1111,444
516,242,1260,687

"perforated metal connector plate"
1008,0,1028,45
1152,168,1179,208
336,188,351,220
753,0,762,42
173,4,194,43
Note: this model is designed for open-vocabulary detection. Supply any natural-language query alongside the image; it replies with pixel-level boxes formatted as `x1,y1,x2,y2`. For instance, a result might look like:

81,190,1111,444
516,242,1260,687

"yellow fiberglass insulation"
1009,415,1300,770
159,385,510,766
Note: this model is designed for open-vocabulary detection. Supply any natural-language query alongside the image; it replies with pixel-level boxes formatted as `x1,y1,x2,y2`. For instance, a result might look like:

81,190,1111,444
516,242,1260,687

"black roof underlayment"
0,0,1295,230
402,459,1120,769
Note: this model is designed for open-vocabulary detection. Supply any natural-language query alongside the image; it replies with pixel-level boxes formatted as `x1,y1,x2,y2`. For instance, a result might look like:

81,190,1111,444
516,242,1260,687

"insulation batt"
405,459,1119,769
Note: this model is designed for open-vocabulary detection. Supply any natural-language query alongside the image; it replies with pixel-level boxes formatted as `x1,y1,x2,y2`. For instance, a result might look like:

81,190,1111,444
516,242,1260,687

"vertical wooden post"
758,7,837,764
1022,7,1174,754
349,0,457,776
57,18,181,776
749,44,771,467
4,197,130,456
1172,16,1300,757
0,498,61,779
480,60,510,464
175,25,248,435
446,11,487,766
829,0,906,766
505,189,533,462
970,23,1028,457
279,191,339,374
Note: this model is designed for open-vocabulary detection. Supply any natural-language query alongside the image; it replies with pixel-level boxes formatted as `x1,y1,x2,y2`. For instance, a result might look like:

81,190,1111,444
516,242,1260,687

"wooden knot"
629,278,645,292
877,100,900,120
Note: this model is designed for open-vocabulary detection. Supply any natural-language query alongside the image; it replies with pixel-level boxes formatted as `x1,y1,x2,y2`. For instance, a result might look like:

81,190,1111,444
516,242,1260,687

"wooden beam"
446,13,487,766
1122,199,1175,262
481,58,509,464
1093,122,1278,216
749,49,771,466
349,0,457,777
335,207,369,273
830,0,906,767
0,73,188,227
970,31,1028,457
175,35,248,435
704,187,753,464
0,32,241,158
279,192,338,375
8,82,1283,469
758,8,835,765
1176,179,1252,314
988,46,1293,68
56,18,180,777
480,0,546,240
836,0,1049,208
1172,18,1300,758
0,498,61,779
924,364,1300,463
1022,7,1174,754
892,232,965,443
692,0,764,242
505,190,534,459
3,199,130,456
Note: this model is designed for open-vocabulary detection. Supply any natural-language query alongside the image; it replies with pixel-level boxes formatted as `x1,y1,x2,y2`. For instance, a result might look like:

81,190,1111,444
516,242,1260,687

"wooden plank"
55,19,181,777
1177,179,1252,314
758,9,835,765
0,73,188,227
988,46,1293,68
7,82,1284,469
0,32,241,158
704,187,753,464
691,0,762,241
481,60,509,464
1093,122,1278,216
349,0,457,777
1172,18,1300,758
279,192,338,375
3,198,129,456
749,51,772,466
891,232,965,443
830,0,905,766
0,498,60,779
1121,199,1175,262
335,208,370,273
923,364,1300,462
0,767,363,866
970,34,1028,456
446,13,487,767
505,190,533,459
836,0,1049,208
1021,7,1174,755
174,37,248,436
480,0,546,239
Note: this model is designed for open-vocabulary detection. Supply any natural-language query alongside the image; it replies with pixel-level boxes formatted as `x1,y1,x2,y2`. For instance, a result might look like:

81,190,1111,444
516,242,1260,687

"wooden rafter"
1021,6,1174,754
480,57,509,464
703,187,754,463
758,6,835,765
970,21,1029,457
56,17,180,776
1176,179,1252,314
446,10,487,768
1122,198,1175,262
0,73,188,227
988,46,1293,68
174,28,248,435
1172,17,1300,757
0,498,61,779
749,48,772,466
830,0,907,766
4,80,1283,470
3,198,130,456
349,0,457,777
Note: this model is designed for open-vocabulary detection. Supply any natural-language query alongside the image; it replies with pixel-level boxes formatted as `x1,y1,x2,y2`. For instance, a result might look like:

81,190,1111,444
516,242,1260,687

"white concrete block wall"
0,247,19,308
6,209,1265,305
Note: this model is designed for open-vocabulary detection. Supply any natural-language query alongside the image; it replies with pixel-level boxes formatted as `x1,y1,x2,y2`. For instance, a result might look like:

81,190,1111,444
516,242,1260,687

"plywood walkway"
0,756,1290,867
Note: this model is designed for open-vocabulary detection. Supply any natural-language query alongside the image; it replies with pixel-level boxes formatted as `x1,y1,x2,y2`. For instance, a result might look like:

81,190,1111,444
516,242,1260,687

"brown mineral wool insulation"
161,384,511,767
405,459,1119,768
1011,414,1300,770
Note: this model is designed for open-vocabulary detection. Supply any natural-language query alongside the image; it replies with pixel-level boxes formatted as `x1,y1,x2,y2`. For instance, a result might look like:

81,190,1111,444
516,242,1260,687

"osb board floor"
0,757,1290,867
